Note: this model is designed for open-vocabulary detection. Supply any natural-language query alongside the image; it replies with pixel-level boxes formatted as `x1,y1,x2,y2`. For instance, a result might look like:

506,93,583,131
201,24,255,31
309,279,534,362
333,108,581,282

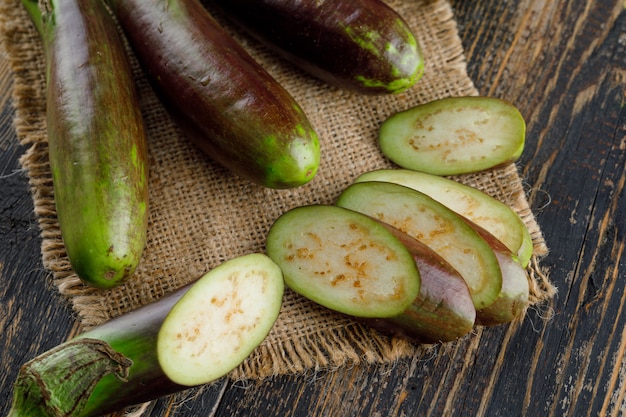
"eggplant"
378,96,526,175
355,169,534,267
105,0,320,189
266,204,421,319
266,204,475,344
370,221,476,343
8,254,284,417
460,219,530,325
209,0,424,94
336,181,503,313
21,0,149,288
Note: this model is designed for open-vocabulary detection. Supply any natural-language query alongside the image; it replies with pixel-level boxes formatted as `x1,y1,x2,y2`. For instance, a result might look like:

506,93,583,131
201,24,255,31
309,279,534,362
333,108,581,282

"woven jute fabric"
0,0,555,384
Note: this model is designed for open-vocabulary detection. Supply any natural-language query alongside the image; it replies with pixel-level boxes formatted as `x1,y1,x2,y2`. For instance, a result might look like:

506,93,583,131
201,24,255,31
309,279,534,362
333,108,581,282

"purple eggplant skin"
22,0,149,289
105,0,320,189
461,218,530,326
209,0,424,95
363,222,476,344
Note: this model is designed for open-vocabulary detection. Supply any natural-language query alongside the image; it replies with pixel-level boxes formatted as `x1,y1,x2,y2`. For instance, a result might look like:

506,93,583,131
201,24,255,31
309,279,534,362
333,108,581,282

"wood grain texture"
0,55,77,404
1,0,625,416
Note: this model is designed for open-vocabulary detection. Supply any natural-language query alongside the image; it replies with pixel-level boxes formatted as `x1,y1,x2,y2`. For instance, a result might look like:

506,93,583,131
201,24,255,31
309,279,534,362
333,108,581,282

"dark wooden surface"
1,1,625,416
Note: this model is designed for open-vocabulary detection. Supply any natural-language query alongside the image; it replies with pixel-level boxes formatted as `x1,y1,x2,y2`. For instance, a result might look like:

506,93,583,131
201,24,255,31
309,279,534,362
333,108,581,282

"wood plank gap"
578,242,624,417
521,331,548,413
596,241,626,417
474,323,521,416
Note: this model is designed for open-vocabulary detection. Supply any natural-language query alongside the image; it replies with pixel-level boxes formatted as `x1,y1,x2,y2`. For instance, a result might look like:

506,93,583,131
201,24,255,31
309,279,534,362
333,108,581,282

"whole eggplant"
105,0,320,189
209,0,425,94
22,0,149,289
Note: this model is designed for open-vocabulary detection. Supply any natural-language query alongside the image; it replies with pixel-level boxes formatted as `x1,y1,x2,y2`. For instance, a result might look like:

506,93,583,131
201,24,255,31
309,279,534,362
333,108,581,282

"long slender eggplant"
104,0,320,189
209,0,425,94
22,0,149,289
8,254,285,417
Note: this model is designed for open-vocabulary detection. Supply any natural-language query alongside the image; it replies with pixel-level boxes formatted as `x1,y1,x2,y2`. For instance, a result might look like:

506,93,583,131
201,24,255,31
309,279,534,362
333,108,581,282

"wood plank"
456,1,626,416
0,90,77,404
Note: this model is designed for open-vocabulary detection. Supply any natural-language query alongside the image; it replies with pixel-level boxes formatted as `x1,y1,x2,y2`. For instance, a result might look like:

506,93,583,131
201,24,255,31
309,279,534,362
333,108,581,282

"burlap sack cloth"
1,0,555,385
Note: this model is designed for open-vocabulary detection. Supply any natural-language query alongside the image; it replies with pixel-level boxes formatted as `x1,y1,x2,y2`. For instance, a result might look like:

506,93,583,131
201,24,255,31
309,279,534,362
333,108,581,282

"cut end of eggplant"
266,205,421,319
337,181,502,311
157,253,284,386
355,169,534,267
378,96,526,176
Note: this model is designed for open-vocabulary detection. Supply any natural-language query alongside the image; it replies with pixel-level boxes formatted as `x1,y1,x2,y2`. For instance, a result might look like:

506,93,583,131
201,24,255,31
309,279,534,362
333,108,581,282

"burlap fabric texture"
0,0,555,382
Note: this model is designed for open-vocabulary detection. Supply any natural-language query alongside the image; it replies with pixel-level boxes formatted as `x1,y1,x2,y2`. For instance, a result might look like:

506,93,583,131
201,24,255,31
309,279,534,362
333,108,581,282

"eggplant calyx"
10,339,132,417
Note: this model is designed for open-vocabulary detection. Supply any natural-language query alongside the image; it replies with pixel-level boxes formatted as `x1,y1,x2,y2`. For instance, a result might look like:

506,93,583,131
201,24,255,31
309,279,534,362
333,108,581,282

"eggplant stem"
9,339,132,417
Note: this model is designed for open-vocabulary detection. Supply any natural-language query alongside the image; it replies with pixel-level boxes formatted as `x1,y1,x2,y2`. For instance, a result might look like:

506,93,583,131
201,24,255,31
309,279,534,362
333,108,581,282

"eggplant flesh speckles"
282,225,402,300
407,129,485,150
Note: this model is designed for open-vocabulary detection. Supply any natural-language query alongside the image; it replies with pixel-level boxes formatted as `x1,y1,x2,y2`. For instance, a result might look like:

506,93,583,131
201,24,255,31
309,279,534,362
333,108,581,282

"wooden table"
1,1,625,415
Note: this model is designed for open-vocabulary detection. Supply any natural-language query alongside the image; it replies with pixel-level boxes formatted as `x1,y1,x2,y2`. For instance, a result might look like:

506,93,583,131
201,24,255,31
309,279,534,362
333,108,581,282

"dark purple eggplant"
209,0,424,94
105,0,320,189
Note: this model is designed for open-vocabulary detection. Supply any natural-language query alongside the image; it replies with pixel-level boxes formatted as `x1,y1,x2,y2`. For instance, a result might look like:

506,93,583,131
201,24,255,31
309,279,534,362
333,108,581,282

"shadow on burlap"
0,0,555,399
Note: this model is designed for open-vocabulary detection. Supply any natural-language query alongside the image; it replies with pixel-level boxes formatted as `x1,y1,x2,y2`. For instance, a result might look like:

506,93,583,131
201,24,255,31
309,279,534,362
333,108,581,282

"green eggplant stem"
8,339,132,417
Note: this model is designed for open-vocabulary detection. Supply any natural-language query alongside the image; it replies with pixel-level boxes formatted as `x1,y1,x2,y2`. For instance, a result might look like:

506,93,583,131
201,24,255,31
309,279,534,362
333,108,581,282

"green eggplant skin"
26,0,149,288
73,289,188,417
105,0,320,189
210,0,424,95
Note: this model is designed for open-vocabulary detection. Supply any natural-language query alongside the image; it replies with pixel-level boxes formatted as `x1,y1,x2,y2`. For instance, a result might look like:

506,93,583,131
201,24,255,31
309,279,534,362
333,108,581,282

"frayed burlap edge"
0,0,555,392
